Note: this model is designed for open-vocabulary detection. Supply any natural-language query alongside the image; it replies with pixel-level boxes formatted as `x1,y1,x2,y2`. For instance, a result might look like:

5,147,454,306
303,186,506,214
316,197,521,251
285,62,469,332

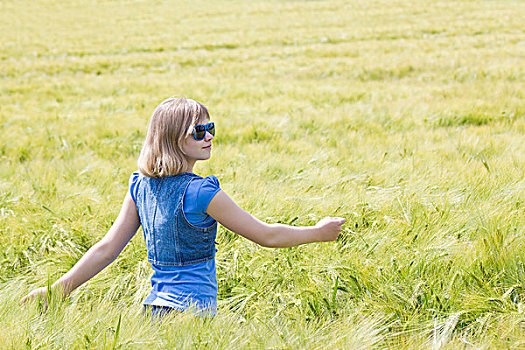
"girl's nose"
204,131,214,141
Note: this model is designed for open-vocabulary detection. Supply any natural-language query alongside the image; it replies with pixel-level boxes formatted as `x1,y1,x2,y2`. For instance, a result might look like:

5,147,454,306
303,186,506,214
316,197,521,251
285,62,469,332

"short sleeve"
195,175,221,212
183,175,221,227
129,171,141,204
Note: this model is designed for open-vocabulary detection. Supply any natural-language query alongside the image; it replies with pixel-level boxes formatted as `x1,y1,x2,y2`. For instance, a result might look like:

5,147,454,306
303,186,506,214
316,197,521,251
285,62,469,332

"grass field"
1,0,525,348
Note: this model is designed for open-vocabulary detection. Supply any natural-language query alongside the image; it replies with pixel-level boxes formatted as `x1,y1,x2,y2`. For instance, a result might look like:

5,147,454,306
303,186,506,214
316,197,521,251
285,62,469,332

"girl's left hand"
314,217,346,242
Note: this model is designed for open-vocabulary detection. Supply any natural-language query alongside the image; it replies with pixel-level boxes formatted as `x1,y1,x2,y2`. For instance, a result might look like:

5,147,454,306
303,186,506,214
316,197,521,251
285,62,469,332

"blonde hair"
138,98,210,178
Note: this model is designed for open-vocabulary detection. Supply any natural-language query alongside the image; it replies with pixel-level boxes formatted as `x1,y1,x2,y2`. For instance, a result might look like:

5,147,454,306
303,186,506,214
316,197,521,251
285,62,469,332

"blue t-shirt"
129,171,221,315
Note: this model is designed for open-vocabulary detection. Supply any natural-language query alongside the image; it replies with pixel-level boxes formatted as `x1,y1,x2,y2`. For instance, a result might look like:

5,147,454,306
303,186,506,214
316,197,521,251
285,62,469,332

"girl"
21,98,345,317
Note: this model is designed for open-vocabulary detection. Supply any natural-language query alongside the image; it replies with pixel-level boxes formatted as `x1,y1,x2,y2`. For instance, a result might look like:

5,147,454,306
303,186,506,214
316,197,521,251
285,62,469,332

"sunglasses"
192,122,215,141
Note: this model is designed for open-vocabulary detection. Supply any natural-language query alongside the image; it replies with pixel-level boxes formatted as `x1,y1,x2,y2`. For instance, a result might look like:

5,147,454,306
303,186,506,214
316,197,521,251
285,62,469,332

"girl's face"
182,120,214,165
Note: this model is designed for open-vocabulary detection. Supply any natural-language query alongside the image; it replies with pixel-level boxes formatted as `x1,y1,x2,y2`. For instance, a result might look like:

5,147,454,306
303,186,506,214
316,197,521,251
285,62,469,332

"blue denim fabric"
135,173,217,267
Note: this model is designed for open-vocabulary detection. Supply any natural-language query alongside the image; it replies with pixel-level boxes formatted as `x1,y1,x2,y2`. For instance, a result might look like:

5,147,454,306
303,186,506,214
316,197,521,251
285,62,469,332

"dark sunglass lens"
194,125,206,140
208,123,215,136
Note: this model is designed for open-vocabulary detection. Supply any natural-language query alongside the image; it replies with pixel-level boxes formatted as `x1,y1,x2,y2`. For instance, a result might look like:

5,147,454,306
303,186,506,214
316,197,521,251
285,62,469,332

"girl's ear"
180,136,189,156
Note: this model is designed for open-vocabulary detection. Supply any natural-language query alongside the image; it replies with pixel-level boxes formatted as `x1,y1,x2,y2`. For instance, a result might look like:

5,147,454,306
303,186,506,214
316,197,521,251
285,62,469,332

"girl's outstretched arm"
206,190,345,248
20,192,140,304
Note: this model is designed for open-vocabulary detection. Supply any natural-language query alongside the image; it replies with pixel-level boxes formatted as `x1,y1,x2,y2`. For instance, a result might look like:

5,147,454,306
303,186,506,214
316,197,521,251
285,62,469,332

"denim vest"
135,173,217,266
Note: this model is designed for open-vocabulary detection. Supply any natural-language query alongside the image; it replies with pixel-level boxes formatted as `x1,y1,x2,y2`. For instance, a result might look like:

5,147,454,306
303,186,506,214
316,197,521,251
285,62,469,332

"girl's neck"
185,160,195,173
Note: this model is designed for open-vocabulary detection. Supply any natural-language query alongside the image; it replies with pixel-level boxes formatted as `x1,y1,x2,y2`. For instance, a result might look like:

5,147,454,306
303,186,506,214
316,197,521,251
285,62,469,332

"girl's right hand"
315,217,346,242
19,287,48,305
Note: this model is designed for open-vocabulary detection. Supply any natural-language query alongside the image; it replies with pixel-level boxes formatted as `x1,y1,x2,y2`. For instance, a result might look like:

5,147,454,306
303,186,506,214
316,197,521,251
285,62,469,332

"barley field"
1,0,524,348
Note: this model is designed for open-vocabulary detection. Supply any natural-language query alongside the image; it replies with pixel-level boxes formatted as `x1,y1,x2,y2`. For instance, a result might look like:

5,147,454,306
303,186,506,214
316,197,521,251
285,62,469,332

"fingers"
328,217,345,224
19,288,47,305
314,216,346,242
19,295,36,305
336,217,346,224
19,292,35,305
318,217,346,224
325,217,345,229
